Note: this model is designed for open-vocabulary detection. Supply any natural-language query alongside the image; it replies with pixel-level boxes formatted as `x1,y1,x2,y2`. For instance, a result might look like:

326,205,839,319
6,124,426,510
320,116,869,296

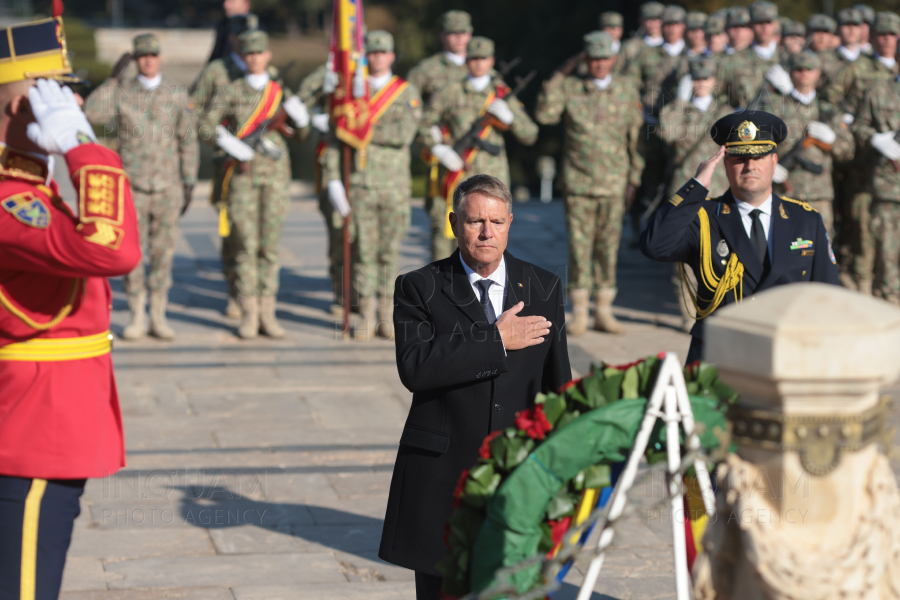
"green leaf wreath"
437,354,737,598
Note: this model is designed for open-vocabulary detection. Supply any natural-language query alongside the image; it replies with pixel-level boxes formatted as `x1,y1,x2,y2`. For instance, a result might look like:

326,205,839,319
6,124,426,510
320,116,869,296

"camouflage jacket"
750,88,854,201
627,45,689,115
199,77,300,179
191,54,246,114
418,76,538,186
658,98,732,198
535,73,644,196
617,36,651,76
83,74,199,193
717,45,782,108
407,52,468,105
296,64,329,112
814,48,848,93
853,77,900,202
324,78,422,191
823,54,899,116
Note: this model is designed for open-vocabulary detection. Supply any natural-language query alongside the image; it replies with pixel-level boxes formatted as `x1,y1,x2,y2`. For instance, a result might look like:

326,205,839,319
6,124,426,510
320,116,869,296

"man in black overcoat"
378,174,572,600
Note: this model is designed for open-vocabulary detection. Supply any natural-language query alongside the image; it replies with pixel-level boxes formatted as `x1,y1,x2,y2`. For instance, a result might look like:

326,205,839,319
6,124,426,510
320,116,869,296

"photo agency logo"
99,469,269,527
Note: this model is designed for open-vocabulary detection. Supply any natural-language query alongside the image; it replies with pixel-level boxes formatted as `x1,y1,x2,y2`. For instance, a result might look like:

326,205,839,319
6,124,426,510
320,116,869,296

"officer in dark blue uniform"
641,111,840,364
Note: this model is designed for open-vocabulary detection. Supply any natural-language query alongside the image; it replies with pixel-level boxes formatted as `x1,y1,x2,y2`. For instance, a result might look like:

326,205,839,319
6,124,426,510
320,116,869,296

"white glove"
677,73,693,102
773,163,789,184
311,113,330,134
765,64,794,95
430,144,464,171
807,121,836,145
282,96,310,128
872,131,900,161
215,124,255,162
26,79,97,155
327,180,351,217
429,125,444,145
486,98,514,125
842,113,855,126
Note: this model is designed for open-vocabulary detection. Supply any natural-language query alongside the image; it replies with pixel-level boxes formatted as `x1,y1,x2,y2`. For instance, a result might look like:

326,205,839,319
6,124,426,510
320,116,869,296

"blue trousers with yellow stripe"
0,476,85,600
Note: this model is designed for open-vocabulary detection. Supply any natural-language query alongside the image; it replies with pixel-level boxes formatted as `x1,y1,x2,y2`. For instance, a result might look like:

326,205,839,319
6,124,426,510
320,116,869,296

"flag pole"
341,144,352,339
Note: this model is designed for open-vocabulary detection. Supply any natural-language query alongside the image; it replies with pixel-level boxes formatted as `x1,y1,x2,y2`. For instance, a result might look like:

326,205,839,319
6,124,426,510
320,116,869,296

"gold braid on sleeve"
680,207,745,320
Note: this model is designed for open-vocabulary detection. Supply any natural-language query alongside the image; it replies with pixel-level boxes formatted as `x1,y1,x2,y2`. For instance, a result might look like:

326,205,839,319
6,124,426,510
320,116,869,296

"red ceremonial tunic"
0,143,141,480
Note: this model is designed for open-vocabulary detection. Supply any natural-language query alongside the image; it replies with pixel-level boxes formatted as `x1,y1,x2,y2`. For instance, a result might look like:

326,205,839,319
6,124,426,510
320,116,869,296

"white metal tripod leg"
671,367,716,516
664,385,691,600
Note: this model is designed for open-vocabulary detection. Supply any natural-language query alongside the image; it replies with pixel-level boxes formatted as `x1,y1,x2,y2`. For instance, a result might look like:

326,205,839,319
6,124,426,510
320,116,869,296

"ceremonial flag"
327,0,371,152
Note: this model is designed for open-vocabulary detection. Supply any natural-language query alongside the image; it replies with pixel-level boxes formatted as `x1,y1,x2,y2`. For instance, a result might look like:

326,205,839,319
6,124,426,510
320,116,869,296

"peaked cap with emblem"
442,10,472,33
584,31,616,58
873,11,900,35
641,2,666,20
807,14,837,33
781,19,806,37
365,30,394,53
854,4,875,24
239,30,268,54
466,36,494,59
712,111,786,156
132,33,160,57
706,14,726,35
0,1,79,86
662,5,686,24
749,1,778,24
688,56,716,80
837,8,863,26
600,11,624,29
727,7,751,28
686,11,707,30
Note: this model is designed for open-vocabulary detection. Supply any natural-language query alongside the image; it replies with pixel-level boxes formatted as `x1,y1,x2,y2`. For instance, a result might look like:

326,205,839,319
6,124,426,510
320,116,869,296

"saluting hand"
694,146,726,190
557,52,586,77
496,302,551,350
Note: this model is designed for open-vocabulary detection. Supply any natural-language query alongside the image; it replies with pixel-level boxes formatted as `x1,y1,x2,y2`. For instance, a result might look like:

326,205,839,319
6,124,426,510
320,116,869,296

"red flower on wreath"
451,468,470,508
606,357,647,371
545,516,573,557
479,431,502,460
515,404,553,440
558,376,583,394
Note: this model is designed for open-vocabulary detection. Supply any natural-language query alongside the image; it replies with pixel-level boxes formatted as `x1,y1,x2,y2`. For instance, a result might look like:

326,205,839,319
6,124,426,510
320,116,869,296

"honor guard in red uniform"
0,11,141,600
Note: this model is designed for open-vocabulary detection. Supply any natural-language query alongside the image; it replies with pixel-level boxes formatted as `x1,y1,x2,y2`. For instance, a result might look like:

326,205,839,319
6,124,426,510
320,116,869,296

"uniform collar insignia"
720,203,731,214
780,203,789,219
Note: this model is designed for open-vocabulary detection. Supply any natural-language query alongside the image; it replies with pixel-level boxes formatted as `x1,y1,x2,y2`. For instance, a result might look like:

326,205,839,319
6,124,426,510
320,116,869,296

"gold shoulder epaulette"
780,196,817,212
669,194,683,207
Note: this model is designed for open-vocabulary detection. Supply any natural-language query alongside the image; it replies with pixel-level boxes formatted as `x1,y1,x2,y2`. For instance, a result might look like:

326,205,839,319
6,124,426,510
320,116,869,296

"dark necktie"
749,209,768,264
475,279,497,323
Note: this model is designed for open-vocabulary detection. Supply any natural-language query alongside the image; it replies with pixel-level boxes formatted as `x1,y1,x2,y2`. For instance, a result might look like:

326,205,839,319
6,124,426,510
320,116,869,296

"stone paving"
55,181,717,600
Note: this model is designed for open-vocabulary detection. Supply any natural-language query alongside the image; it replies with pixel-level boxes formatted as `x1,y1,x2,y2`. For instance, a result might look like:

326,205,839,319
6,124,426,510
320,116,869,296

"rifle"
451,68,537,158
778,134,832,195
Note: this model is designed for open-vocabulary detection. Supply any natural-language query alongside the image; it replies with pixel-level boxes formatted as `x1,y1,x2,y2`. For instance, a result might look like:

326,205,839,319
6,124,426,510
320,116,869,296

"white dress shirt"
445,52,466,66
734,194,773,257
593,75,612,90
876,53,896,69
753,40,777,61
137,73,162,91
369,71,392,92
644,35,664,47
468,74,491,92
662,39,685,57
692,94,713,112
611,40,621,54
460,254,507,320
838,45,860,61
790,88,816,105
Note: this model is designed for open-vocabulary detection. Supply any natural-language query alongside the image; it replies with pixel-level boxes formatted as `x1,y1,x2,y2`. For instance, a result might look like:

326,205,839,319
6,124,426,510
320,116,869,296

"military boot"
224,294,242,319
356,297,378,341
237,296,260,339
593,288,626,334
568,289,590,336
377,300,394,340
259,295,285,338
121,292,147,340
148,292,175,340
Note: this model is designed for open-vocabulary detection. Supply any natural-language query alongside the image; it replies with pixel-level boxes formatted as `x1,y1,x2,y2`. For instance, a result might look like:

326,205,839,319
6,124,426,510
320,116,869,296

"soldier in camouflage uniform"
535,32,644,335
200,30,309,339
407,10,471,262
806,15,841,91
684,11,709,58
83,33,198,341
717,1,781,109
823,11,900,292
191,14,257,319
324,31,422,341
705,13,729,55
419,37,538,191
831,9,865,72
619,2,665,77
750,51,854,239
780,20,807,58
855,4,875,54
658,57,731,332
724,7,754,55
853,71,900,304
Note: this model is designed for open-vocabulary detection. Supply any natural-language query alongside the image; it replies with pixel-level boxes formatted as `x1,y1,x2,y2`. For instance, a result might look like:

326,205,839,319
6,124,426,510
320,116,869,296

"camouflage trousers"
123,186,182,299
564,195,625,291
227,169,291,299
871,200,900,305
424,193,457,261
212,158,239,299
318,191,346,304
353,187,411,301
834,167,874,294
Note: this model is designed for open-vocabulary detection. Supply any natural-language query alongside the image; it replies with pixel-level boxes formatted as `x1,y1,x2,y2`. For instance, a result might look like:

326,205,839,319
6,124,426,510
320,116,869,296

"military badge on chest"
717,239,730,265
